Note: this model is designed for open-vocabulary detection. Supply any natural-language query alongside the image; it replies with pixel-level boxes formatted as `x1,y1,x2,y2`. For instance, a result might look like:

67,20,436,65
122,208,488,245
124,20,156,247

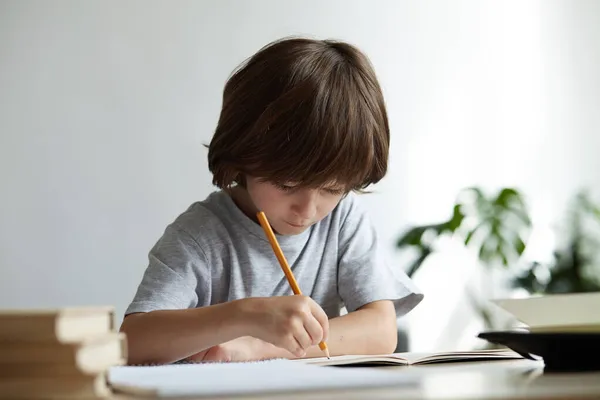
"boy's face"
245,177,346,235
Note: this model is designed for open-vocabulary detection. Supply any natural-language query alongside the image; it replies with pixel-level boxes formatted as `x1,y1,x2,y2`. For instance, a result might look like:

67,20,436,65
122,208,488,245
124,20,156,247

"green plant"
397,187,532,276
397,187,600,338
396,187,532,331
512,191,600,294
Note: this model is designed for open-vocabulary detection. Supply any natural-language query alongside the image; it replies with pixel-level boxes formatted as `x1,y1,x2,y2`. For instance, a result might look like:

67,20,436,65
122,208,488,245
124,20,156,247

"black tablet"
478,331,600,372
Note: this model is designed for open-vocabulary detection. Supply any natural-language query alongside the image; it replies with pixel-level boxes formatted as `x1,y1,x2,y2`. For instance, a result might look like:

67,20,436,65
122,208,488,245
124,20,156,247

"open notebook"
295,348,523,367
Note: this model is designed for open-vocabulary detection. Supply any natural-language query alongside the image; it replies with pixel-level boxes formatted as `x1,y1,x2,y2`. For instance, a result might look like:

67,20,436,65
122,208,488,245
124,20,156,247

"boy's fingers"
309,302,329,342
185,348,210,362
290,336,306,357
303,316,324,345
294,324,313,351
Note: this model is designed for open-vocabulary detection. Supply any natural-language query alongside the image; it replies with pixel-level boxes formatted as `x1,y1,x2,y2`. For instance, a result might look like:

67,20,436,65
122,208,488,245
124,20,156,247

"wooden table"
113,359,600,399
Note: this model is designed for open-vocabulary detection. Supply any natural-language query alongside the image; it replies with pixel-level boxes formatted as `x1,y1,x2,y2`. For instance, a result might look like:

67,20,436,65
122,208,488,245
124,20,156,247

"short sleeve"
124,224,209,315
337,195,424,317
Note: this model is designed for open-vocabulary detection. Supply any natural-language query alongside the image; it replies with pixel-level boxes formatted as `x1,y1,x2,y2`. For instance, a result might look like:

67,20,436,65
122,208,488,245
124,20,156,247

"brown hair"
207,37,389,192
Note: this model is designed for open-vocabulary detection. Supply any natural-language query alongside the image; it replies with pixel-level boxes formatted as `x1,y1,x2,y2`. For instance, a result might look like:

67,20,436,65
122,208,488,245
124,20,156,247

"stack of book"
492,292,600,333
0,306,126,398
478,292,600,371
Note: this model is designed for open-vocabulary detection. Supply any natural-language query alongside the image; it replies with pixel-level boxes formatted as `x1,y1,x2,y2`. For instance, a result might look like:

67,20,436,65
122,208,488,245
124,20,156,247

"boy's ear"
234,173,247,188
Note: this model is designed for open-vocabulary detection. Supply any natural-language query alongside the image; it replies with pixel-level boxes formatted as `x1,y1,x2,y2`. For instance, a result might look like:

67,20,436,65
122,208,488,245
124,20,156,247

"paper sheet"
108,359,417,397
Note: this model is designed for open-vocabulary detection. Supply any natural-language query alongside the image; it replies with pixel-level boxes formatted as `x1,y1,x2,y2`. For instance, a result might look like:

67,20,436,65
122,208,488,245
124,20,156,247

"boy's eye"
272,182,344,195
275,183,296,192
323,188,345,195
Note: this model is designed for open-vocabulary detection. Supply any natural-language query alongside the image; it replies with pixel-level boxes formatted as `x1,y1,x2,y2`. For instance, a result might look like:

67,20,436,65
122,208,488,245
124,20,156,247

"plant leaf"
405,246,432,277
505,204,532,226
499,249,509,267
494,188,519,207
396,226,428,247
515,236,526,255
447,204,465,231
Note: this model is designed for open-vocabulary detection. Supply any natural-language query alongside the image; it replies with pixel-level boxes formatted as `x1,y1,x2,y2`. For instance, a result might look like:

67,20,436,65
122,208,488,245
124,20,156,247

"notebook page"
401,349,523,364
108,359,417,397
295,354,410,366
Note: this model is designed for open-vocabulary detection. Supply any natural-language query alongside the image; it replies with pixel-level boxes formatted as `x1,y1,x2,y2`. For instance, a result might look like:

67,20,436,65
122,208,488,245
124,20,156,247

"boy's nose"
291,191,318,220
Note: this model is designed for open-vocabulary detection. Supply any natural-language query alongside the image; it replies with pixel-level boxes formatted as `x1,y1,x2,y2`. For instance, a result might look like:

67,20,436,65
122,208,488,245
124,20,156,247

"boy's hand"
236,296,329,358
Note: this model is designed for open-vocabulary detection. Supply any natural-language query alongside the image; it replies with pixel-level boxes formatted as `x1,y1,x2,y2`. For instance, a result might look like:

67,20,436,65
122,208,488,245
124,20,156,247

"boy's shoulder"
330,191,369,227
167,191,234,241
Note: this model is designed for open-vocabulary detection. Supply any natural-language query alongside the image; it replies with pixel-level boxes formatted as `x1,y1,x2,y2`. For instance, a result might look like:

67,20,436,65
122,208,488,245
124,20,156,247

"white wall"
1,0,599,351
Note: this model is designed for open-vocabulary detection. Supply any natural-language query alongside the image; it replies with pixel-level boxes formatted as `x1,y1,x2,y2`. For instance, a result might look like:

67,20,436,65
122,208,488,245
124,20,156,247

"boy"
120,37,423,365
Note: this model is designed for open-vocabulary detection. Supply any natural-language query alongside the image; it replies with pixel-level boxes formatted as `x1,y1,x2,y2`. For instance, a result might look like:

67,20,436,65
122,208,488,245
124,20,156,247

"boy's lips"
286,221,309,228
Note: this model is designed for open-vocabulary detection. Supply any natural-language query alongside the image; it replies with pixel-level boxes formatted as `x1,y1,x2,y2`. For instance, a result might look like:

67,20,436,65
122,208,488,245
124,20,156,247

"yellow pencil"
256,211,330,359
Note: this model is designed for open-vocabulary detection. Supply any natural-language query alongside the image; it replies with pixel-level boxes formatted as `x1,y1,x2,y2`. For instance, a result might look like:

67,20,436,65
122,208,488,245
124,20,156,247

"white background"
1,0,599,351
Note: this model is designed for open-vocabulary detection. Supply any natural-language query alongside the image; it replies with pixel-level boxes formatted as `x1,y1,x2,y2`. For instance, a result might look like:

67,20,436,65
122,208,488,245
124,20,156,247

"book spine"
0,317,58,342
0,373,110,399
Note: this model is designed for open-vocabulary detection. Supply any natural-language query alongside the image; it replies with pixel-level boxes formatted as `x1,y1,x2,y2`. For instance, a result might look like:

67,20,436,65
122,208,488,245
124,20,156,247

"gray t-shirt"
125,190,423,319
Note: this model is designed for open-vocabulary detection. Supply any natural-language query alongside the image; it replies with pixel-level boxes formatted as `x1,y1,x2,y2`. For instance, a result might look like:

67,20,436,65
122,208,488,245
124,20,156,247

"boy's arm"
305,300,398,356
200,300,397,362
120,295,330,365
120,302,243,365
